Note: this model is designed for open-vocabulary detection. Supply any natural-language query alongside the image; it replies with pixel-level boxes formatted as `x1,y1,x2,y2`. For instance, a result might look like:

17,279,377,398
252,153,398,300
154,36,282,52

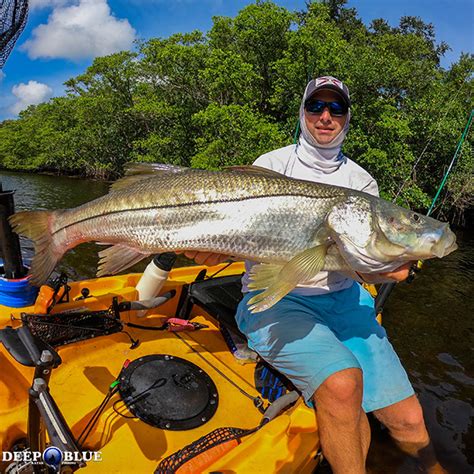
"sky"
0,0,472,121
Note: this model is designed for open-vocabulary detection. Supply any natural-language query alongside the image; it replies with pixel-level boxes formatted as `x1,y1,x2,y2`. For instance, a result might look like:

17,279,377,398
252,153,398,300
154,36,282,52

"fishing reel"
406,260,423,283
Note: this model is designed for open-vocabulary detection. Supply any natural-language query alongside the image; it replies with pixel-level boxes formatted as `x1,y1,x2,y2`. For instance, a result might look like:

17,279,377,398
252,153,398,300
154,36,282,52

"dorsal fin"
225,165,285,178
125,162,188,176
110,162,189,192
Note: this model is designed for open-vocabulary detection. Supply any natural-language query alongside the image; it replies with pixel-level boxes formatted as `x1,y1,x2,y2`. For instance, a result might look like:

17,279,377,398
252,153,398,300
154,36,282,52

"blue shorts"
236,282,414,413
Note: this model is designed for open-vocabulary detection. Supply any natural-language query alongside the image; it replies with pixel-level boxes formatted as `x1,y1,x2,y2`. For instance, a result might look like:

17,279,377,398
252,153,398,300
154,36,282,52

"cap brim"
307,84,350,107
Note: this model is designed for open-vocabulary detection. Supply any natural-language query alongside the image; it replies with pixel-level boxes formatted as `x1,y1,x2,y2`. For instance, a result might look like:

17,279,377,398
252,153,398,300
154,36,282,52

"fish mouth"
431,227,458,258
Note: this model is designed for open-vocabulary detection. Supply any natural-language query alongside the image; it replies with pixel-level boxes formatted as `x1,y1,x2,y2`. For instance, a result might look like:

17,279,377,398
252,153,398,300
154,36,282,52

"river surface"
1,170,472,473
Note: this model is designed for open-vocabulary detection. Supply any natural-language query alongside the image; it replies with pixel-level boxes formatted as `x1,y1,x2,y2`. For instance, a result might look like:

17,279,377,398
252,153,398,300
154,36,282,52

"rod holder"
0,183,25,279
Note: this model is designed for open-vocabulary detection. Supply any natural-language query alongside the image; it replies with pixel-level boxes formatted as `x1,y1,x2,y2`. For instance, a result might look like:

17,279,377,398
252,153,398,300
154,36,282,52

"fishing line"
376,109,473,313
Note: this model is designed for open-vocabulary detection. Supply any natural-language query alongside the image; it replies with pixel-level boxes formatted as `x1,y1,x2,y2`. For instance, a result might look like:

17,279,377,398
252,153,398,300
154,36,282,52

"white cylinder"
135,253,176,317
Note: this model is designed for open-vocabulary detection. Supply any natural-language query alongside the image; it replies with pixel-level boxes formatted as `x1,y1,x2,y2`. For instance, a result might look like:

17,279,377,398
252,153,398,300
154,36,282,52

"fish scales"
55,169,346,229
55,169,344,262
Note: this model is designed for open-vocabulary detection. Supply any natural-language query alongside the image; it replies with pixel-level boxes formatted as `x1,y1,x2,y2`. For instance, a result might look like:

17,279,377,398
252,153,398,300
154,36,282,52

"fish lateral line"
50,193,338,235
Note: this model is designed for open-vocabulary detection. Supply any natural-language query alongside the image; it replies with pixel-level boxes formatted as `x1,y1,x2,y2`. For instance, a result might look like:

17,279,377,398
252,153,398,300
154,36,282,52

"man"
186,77,442,473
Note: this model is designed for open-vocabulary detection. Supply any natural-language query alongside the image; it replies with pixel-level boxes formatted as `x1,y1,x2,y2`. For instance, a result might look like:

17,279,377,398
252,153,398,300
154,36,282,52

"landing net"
0,0,29,68
155,426,256,473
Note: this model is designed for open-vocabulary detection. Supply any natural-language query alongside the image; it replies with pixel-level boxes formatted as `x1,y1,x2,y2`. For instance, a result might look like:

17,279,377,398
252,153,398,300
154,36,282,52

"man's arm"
182,252,413,281
181,251,232,266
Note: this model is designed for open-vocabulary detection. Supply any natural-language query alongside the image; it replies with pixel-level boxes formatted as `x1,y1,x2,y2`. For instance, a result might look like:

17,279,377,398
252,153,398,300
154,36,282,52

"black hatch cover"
118,354,218,430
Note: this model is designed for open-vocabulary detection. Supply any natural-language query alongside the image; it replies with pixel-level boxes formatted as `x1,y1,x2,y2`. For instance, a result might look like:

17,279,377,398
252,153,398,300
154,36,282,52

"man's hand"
358,262,414,283
181,251,231,266
379,262,413,282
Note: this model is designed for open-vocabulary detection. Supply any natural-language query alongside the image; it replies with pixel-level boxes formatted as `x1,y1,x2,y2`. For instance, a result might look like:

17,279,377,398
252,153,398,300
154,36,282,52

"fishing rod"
426,109,474,217
375,109,474,314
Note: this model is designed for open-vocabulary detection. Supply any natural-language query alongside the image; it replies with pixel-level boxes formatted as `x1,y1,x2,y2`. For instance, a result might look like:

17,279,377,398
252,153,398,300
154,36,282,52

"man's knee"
314,367,363,408
374,395,427,438
400,404,425,432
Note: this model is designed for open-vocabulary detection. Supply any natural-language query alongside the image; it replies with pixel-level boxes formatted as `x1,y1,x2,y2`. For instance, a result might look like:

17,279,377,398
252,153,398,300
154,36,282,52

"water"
1,171,472,472
374,227,474,473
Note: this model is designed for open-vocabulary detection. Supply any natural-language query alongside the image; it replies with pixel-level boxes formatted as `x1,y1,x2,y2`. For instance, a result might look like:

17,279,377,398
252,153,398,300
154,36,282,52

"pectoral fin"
247,263,284,291
248,244,328,313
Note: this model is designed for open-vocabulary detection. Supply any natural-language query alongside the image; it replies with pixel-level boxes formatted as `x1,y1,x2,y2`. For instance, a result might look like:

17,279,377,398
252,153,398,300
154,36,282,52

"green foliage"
0,1,472,221
199,49,260,106
191,103,288,169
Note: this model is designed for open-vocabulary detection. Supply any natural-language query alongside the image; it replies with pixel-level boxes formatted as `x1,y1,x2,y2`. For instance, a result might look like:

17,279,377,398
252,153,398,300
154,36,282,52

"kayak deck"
0,263,320,473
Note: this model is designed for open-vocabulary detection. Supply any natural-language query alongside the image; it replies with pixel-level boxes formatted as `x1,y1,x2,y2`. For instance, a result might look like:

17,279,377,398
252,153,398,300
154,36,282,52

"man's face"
304,90,347,145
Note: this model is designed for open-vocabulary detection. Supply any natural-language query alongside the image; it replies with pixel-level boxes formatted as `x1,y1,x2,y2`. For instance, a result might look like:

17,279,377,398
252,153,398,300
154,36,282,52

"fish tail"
9,210,64,286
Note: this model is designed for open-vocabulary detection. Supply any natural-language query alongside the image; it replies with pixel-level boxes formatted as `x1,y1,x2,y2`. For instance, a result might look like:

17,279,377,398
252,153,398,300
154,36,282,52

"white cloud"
10,80,53,115
21,0,136,61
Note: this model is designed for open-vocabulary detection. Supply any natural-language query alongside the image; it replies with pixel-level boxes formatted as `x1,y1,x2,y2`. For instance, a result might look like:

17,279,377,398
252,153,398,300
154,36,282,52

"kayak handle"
118,290,176,312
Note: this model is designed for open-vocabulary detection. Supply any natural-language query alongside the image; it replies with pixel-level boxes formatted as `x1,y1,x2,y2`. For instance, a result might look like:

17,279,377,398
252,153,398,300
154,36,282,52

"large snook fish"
10,164,457,312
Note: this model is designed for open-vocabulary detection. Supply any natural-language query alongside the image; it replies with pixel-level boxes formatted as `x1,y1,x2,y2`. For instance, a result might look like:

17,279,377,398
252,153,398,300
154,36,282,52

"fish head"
371,199,458,260
326,195,457,270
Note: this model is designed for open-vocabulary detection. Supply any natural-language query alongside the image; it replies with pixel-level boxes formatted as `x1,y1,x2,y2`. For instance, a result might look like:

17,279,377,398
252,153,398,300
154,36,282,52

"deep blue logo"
43,447,63,470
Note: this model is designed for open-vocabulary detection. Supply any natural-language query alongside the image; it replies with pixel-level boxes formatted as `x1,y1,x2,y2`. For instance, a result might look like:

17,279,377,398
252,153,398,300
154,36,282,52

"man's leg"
235,291,368,472
313,368,370,474
373,395,446,473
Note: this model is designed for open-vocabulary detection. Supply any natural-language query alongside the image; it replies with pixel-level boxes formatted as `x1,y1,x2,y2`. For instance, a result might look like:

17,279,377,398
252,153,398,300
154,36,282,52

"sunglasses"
304,99,348,116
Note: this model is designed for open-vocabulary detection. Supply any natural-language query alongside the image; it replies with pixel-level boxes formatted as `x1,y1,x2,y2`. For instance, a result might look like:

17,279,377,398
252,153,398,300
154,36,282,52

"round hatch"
118,354,218,430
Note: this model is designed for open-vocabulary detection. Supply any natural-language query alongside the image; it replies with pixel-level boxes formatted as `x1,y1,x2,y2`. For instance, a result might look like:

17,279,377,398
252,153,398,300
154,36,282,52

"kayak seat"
182,273,246,339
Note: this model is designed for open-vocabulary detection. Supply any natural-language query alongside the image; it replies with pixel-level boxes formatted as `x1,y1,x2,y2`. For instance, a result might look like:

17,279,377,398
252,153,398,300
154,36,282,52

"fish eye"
412,214,420,222
388,216,395,224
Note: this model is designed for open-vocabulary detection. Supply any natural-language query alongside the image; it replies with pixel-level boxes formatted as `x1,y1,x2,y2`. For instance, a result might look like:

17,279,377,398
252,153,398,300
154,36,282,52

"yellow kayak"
0,261,322,473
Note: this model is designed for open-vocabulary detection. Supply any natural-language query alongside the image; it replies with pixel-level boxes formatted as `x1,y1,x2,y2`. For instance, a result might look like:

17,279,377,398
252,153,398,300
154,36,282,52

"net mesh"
155,426,255,473
21,309,123,347
0,0,29,69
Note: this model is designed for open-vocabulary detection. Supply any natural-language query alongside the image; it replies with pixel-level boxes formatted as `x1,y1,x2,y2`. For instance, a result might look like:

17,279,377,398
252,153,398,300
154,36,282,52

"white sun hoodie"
241,82,380,295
